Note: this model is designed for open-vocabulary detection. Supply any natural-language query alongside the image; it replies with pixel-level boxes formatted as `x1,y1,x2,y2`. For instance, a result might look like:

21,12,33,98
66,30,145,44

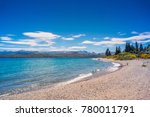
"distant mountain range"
0,50,103,58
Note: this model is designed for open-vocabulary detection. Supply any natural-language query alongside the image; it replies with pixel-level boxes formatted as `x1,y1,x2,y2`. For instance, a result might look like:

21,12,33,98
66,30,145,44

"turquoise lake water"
0,58,113,95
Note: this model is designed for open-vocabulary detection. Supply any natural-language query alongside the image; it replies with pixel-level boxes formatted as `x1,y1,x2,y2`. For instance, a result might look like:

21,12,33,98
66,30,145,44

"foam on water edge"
58,63,121,86
58,59,122,86
107,62,121,72
57,73,93,86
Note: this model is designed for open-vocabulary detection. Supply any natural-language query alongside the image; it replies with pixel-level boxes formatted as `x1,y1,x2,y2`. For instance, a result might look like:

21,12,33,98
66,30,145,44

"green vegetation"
105,42,150,60
140,54,150,59
115,52,136,60
105,52,136,60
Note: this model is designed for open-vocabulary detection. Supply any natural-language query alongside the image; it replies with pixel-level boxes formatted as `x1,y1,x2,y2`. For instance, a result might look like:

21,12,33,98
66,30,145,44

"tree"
130,44,135,52
105,48,111,56
139,44,144,52
135,42,139,52
125,42,131,52
118,46,121,54
144,46,147,51
115,46,121,55
147,44,150,50
108,50,111,56
115,47,118,55
105,48,109,56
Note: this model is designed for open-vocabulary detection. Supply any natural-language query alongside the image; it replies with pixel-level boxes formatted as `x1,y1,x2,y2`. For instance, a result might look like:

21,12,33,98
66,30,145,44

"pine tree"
135,42,139,53
105,48,111,56
115,46,121,55
147,44,150,50
130,44,135,52
125,42,128,52
146,44,150,52
115,47,118,55
118,46,121,53
105,48,109,56
144,46,147,51
125,42,131,52
139,43,143,52
108,50,111,56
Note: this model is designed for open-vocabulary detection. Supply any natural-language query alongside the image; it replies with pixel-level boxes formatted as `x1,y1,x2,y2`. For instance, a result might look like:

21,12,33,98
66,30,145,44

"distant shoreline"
1,59,150,100
0,50,102,58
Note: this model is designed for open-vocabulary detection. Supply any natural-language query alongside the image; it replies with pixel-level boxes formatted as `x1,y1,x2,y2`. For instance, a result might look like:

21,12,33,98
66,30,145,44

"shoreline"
57,58,122,86
1,59,150,100
0,58,118,98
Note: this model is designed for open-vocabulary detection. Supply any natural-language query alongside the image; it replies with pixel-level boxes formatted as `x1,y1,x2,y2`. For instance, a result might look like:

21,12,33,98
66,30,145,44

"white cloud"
23,31,60,40
2,39,38,46
2,39,56,47
111,32,150,42
140,32,150,35
82,40,96,45
72,34,86,38
62,34,86,41
131,31,139,34
104,37,110,40
82,32,150,47
82,40,125,46
1,32,87,52
9,31,60,46
50,46,86,51
138,40,150,43
69,46,86,49
0,47,53,52
62,37,74,40
2,31,150,52
118,32,126,36
0,36,12,41
0,46,86,52
34,42,55,47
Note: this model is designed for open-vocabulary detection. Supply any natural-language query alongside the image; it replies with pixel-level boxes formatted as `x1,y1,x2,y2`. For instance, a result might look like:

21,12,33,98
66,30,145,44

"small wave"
107,62,121,72
68,73,93,83
92,58,98,61
96,69,100,71
58,73,93,86
0,93,11,98
112,62,121,67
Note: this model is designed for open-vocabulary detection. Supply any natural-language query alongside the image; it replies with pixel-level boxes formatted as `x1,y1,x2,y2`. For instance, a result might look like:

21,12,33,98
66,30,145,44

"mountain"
0,50,103,58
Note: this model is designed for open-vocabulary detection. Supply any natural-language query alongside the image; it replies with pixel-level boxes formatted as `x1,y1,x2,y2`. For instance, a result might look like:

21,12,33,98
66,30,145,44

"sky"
0,0,150,53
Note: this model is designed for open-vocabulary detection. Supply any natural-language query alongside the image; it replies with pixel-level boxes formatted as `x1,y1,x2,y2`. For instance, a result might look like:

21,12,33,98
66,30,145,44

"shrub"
115,52,137,60
140,54,150,59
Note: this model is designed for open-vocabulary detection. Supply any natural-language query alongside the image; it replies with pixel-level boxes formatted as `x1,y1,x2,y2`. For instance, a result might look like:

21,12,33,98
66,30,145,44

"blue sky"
0,0,150,53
